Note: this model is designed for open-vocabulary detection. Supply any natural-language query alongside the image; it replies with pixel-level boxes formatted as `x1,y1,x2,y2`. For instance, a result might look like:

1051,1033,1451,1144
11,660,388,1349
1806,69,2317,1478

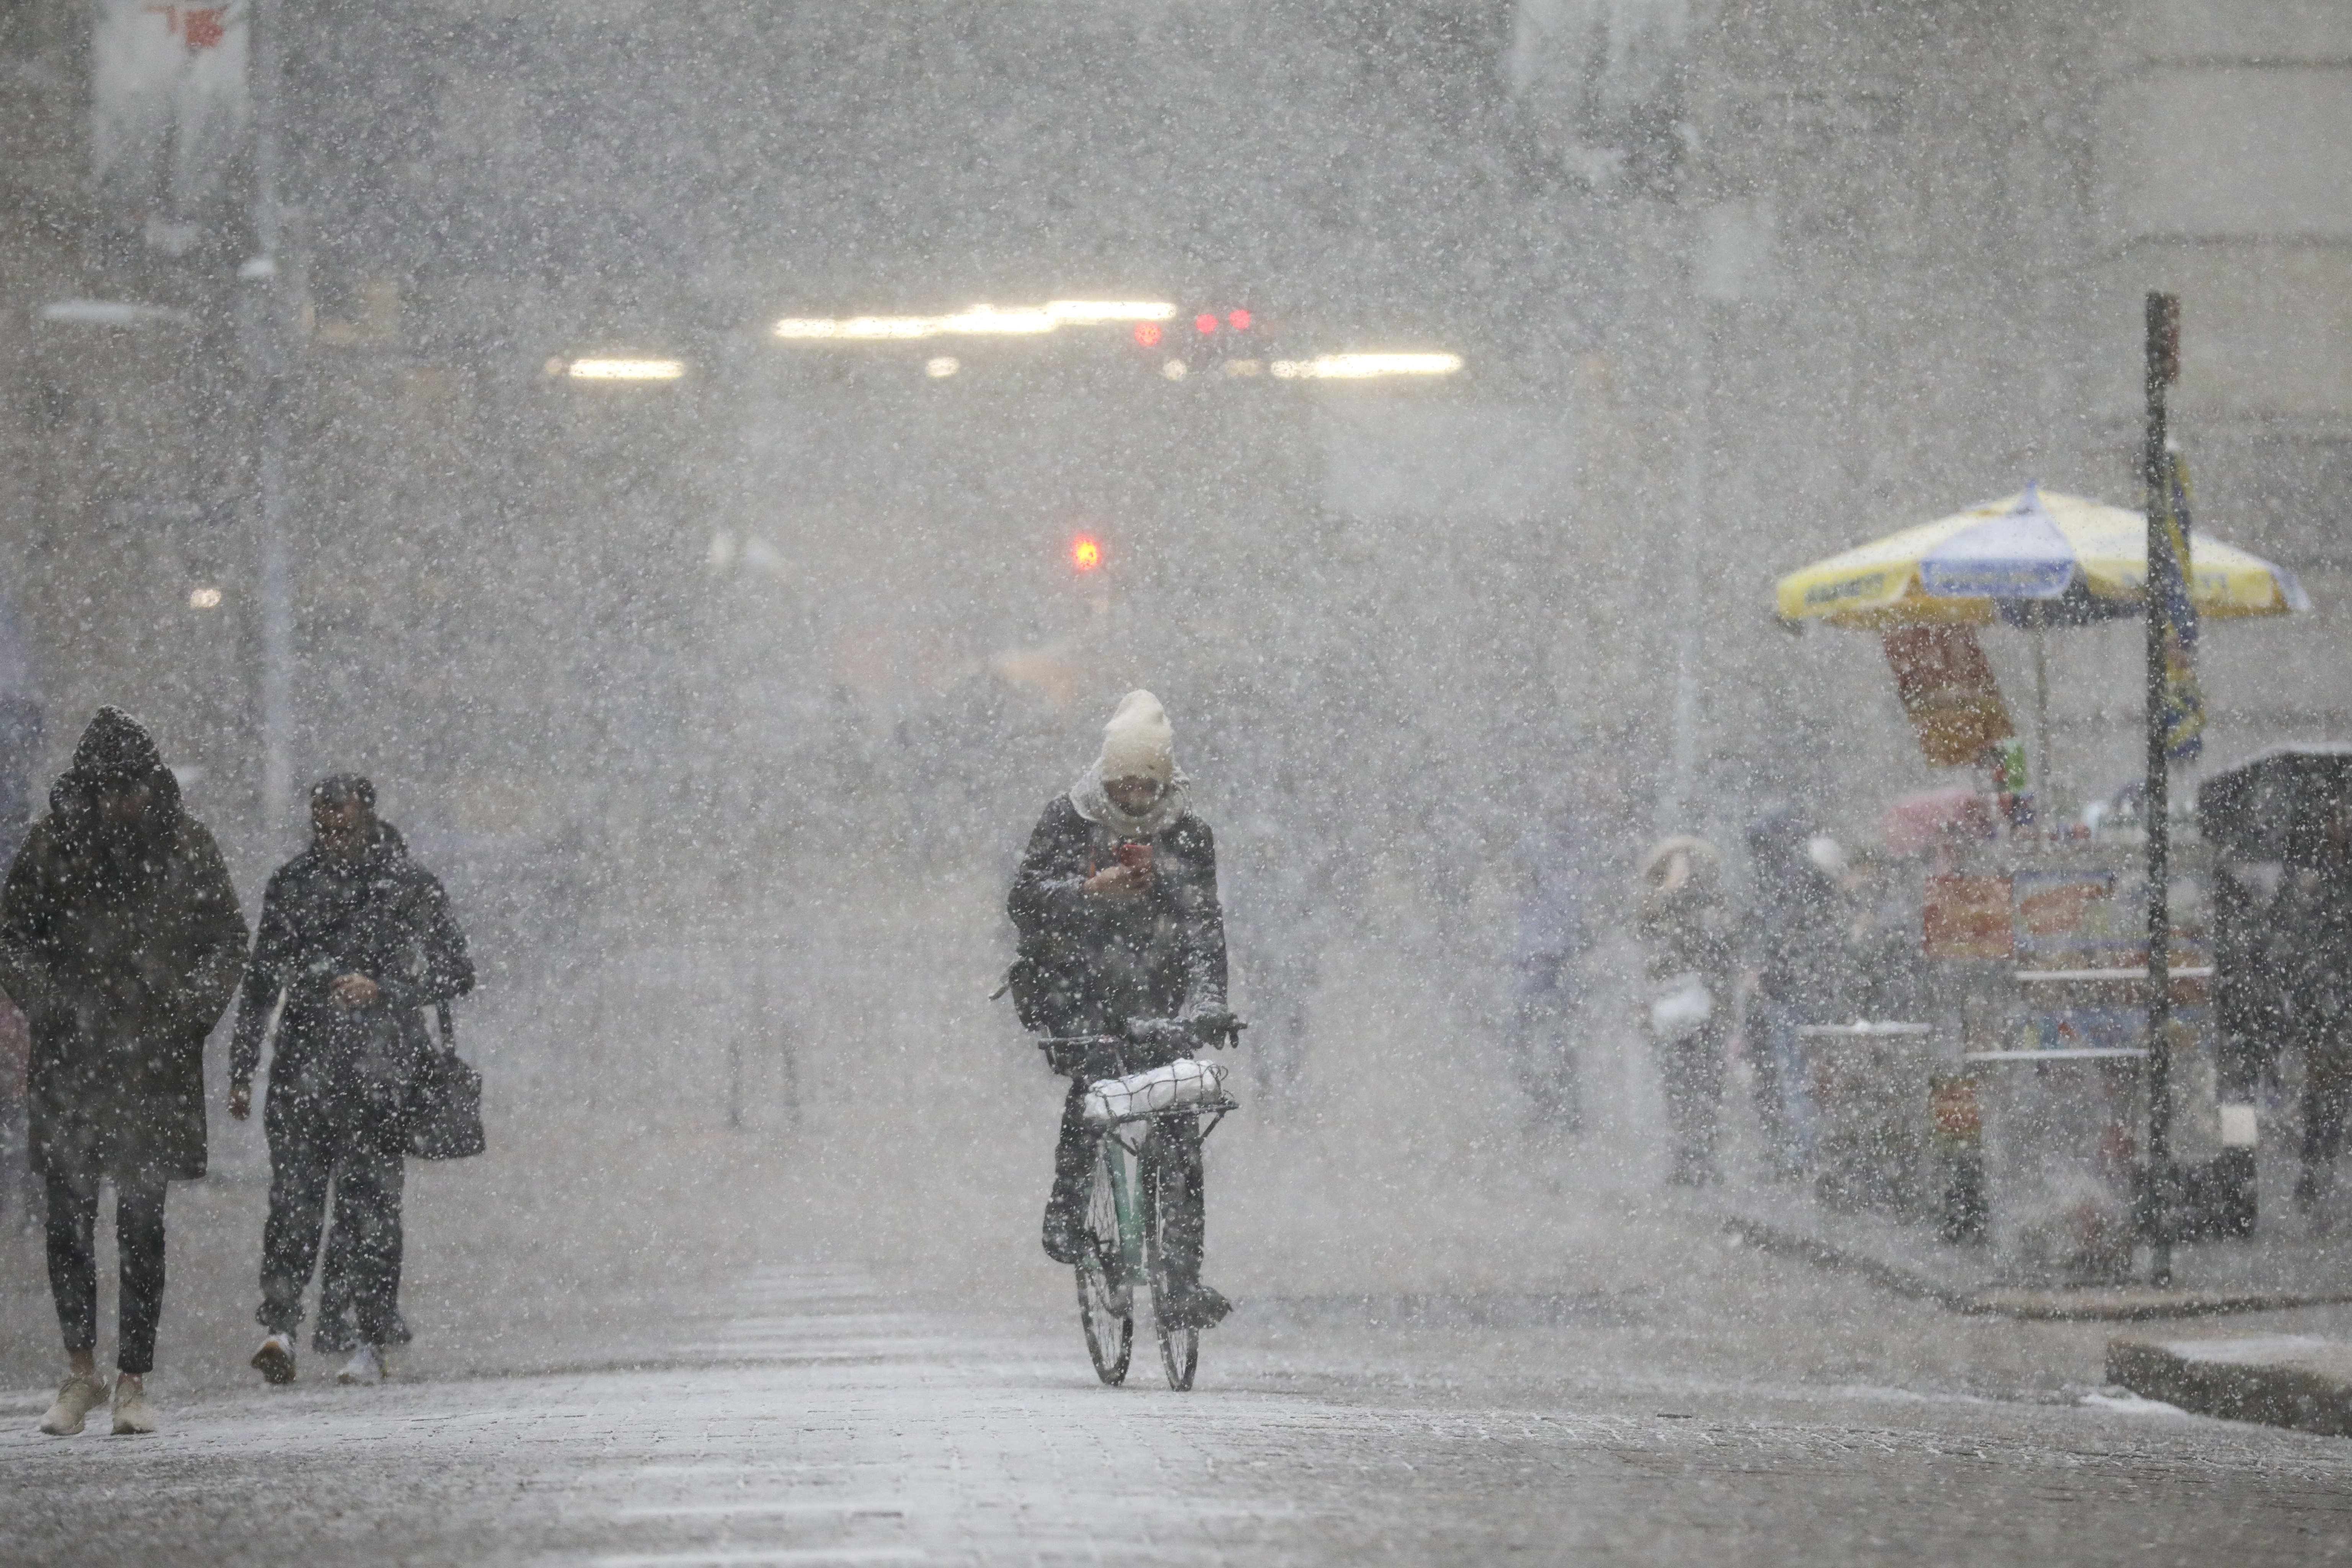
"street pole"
2141,290,2180,1286
1658,304,1709,838
242,0,294,829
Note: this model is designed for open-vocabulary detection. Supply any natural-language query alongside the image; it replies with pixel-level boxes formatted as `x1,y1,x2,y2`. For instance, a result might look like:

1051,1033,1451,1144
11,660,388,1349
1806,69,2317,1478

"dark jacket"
230,821,473,1148
1744,817,1847,1016
0,708,248,1179
1007,793,1227,1046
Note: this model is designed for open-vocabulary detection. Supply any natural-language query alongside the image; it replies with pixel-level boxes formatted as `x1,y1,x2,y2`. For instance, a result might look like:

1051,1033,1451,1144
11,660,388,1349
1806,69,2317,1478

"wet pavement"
11,1001,2352,1566
11,1242,2352,1566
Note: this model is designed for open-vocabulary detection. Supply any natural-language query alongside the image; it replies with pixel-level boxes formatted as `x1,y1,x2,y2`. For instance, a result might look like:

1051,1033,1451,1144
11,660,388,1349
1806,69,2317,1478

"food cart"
1771,484,2305,1281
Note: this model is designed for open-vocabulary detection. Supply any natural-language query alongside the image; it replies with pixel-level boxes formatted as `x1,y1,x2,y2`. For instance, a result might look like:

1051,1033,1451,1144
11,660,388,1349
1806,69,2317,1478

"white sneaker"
336,1344,387,1386
38,1373,110,1437
109,1377,157,1436
251,1333,296,1385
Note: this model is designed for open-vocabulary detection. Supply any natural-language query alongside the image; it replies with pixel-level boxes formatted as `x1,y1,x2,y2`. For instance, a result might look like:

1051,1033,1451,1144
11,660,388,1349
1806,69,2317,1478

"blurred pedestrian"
1741,809,1840,1180
231,775,473,1386
1507,814,1601,1135
1635,835,1734,1185
2280,798,2352,1216
0,707,248,1436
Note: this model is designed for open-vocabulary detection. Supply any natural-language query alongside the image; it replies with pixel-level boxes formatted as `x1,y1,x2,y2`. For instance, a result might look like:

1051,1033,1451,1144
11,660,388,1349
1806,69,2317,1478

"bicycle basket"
1082,1057,1230,1126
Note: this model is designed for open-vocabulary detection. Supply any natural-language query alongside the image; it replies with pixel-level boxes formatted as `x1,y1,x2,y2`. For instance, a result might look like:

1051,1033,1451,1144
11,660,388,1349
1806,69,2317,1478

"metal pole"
2142,290,2180,1286
1658,307,1708,837
245,0,294,827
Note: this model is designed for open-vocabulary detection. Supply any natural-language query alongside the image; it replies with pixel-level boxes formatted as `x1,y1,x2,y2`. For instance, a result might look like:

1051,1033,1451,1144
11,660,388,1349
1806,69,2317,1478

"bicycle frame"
1092,1100,1233,1286
1048,1021,1242,1391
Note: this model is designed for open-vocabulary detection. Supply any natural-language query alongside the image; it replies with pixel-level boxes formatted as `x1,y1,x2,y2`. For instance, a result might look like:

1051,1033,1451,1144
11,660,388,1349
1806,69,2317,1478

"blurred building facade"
0,1,2347,1119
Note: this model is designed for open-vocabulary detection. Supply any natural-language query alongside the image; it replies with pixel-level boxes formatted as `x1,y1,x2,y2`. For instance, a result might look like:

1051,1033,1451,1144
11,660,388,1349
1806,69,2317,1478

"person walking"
231,775,473,1386
1505,813,1601,1135
1635,835,1734,1185
1008,690,1234,1329
1741,809,1842,1180
2280,797,2352,1218
0,707,248,1436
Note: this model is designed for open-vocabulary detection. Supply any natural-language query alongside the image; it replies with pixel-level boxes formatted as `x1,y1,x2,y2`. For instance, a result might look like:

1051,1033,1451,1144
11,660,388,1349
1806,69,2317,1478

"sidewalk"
1712,1147,2352,1320
2108,1333,2352,1438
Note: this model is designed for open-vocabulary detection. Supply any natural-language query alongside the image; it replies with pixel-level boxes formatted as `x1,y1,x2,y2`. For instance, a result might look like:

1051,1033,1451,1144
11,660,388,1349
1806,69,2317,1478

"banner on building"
2154,449,2204,763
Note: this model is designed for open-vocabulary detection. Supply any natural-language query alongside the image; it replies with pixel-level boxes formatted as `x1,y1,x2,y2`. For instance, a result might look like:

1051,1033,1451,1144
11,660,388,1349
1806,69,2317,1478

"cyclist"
1008,690,1231,1329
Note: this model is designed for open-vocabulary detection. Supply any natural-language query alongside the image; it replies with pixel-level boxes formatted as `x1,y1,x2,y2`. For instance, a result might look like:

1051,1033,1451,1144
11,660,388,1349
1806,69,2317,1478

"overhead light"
41,299,191,328
1045,300,1175,322
564,358,686,380
774,317,938,340
774,299,1175,343
925,356,960,379
188,586,224,609
1270,353,1463,380
937,306,1056,335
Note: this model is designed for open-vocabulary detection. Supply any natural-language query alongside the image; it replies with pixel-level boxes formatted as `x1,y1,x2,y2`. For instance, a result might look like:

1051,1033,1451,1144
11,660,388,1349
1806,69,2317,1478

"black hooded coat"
229,819,474,1150
0,708,248,1180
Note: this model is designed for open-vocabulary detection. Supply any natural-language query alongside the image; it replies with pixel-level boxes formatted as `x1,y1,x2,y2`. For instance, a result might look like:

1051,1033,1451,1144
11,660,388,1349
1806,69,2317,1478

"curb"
2107,1336,2352,1437
1725,1217,2352,1320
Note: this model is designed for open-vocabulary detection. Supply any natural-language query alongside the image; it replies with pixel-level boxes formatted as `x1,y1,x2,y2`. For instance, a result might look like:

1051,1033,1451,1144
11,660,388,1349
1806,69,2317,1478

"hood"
50,705,183,833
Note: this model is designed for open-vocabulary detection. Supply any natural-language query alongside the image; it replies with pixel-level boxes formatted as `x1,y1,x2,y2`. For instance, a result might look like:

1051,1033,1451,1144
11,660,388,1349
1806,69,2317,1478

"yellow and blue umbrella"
1776,485,2310,630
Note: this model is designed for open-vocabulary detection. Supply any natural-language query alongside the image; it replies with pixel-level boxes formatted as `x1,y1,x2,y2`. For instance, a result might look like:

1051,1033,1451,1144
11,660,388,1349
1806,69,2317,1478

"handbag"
403,1002,485,1160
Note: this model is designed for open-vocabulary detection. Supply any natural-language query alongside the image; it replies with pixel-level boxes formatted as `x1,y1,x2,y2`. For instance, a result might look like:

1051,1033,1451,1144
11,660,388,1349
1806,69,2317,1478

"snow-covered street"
12,1252,2352,1568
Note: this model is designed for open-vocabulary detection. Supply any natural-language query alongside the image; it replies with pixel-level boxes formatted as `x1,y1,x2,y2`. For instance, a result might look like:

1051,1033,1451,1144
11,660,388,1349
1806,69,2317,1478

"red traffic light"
1133,322,1162,347
1071,535,1104,571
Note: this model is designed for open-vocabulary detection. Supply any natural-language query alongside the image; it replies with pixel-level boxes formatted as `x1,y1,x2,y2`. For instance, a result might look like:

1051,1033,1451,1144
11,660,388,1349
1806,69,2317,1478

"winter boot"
1167,1284,1232,1329
336,1344,388,1386
109,1377,157,1436
38,1372,110,1437
251,1333,297,1385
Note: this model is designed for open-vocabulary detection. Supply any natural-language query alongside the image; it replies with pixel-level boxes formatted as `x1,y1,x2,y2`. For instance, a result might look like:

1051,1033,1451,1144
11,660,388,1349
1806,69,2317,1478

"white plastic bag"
1083,1058,1229,1125
1648,972,1714,1042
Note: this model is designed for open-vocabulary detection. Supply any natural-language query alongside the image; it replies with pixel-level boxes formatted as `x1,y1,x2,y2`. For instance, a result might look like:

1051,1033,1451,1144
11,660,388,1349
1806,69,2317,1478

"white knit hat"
1097,690,1176,786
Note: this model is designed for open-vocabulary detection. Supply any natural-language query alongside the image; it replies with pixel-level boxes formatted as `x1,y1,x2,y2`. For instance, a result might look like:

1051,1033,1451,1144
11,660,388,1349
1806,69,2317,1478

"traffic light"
1138,308,1269,378
1070,534,1104,572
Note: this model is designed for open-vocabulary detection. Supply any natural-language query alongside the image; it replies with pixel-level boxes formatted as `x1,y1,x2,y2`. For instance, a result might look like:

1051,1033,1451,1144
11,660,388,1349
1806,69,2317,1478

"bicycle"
1043,1018,1240,1392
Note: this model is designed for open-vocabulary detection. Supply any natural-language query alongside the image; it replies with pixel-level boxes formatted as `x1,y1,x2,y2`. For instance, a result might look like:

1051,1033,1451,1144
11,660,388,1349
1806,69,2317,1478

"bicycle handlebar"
1040,1013,1246,1052
1037,1014,1245,1078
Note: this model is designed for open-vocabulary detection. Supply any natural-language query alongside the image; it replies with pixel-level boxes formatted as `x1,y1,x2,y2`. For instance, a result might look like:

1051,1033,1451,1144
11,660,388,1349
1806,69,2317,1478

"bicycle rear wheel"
1141,1133,1200,1392
1076,1141,1132,1386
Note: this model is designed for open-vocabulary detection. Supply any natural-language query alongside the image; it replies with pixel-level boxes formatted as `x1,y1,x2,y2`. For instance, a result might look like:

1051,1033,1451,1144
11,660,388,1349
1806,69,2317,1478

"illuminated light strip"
1270,353,1464,380
1044,300,1176,322
566,358,686,380
772,301,1176,341
937,307,1056,335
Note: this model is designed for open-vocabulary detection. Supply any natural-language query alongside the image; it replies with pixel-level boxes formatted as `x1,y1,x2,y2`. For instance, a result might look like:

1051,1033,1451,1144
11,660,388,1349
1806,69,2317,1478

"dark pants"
1043,1080,1206,1296
1508,967,1586,1131
46,1165,168,1374
2303,1011,2352,1169
260,1095,410,1351
1655,1022,1727,1182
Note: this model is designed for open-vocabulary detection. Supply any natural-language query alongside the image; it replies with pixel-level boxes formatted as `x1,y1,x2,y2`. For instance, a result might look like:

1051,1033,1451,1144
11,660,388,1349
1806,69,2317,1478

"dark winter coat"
230,821,473,1151
0,708,248,1180
1007,793,1227,1044
1744,817,1847,1017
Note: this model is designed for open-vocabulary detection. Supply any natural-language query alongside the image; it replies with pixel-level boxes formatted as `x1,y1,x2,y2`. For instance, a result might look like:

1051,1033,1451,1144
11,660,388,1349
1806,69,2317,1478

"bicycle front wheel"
1141,1132,1201,1392
1076,1140,1132,1386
